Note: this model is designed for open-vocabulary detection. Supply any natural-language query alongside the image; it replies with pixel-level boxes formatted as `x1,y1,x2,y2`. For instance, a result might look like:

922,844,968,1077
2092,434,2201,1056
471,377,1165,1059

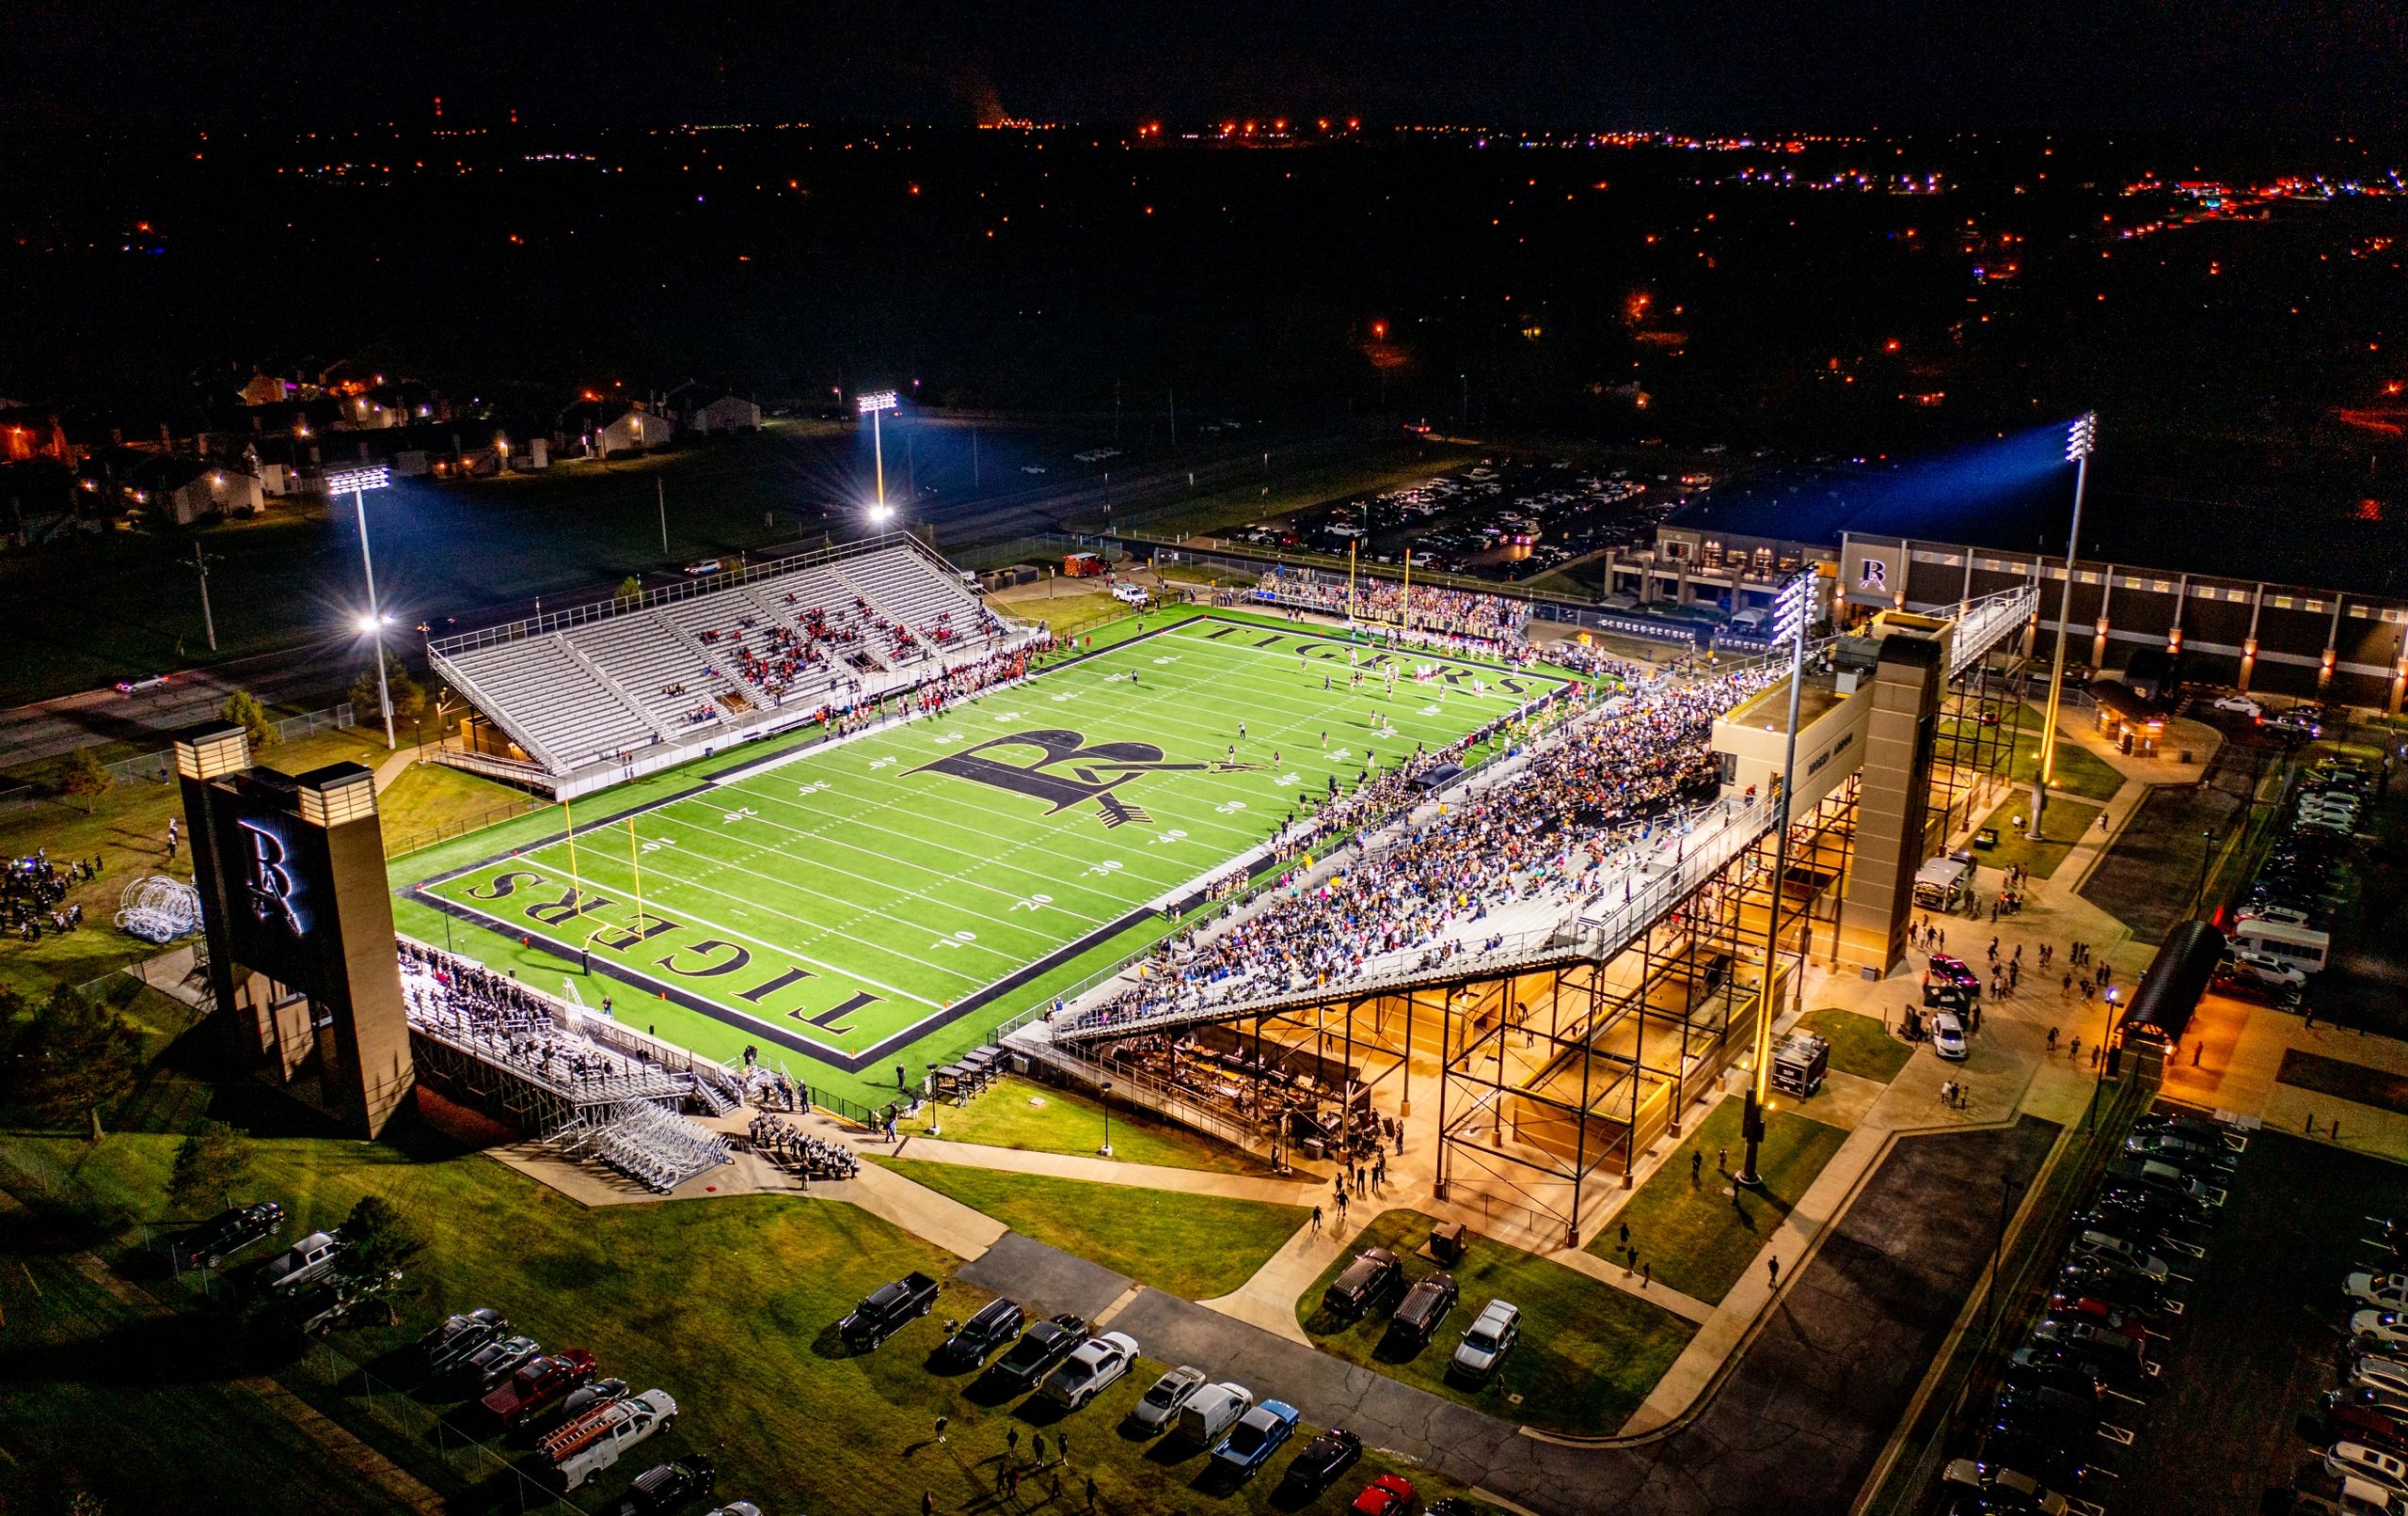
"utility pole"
188,541,218,652
657,478,669,555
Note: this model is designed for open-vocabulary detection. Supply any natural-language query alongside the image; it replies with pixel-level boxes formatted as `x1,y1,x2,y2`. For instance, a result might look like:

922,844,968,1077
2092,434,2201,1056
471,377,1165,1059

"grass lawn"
1972,795,2103,880
0,1100,1466,1516
1949,706,2124,802
996,588,1133,641
1798,1007,1913,1082
1294,1209,1695,1436
1074,444,1470,539
914,1076,1295,1177
372,759,547,860
1592,1099,1849,1305
876,1159,1308,1301
0,726,406,997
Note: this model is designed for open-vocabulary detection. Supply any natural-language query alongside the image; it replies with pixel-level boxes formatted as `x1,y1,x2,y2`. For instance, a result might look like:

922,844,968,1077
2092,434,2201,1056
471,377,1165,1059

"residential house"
662,382,762,436
558,398,673,458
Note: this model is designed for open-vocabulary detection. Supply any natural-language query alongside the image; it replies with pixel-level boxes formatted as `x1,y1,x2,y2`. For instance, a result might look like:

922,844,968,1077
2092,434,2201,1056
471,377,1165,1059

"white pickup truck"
543,1388,678,1491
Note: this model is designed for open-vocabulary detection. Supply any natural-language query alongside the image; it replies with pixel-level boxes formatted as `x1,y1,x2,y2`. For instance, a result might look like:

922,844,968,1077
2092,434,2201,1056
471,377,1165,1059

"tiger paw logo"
911,728,1257,829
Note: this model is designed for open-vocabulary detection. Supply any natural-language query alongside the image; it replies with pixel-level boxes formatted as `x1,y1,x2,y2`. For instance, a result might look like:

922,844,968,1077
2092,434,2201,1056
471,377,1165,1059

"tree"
335,1193,425,1325
350,654,425,729
0,984,142,1140
616,575,643,603
167,1120,256,1215
62,747,113,814
222,688,276,751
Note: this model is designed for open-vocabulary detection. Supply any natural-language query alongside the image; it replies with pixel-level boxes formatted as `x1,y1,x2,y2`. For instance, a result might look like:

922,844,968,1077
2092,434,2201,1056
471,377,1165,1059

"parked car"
1130,1365,1208,1435
2028,1319,2146,1382
989,1314,1088,1392
1940,1457,2074,1515
839,1271,940,1350
2069,1230,2171,1283
941,1299,1025,1366
259,1230,344,1295
2211,695,2262,717
468,1334,547,1390
1992,1381,2102,1437
2106,1156,2226,1208
483,1350,599,1428
1977,1427,2092,1491
2331,1384,2408,1422
2352,1276,2408,1312
1211,1399,1298,1482
430,1315,512,1375
2353,1355,2408,1402
1389,1271,1459,1345
1041,1333,1139,1410
1323,1247,1403,1316
418,1306,508,1364
2328,1443,2408,1494
2005,1346,2103,1399
2045,1297,2147,1341
2328,1402,2408,1457
170,1202,285,1271
2220,952,2309,995
115,674,168,694
544,1389,677,1492
1351,1474,1418,1516
681,560,723,576
1281,1429,1363,1494
603,1456,716,1516
2354,1312,2408,1352
1451,1299,1520,1382
2120,1130,2236,1175
2057,1261,2172,1318
1932,1011,1969,1062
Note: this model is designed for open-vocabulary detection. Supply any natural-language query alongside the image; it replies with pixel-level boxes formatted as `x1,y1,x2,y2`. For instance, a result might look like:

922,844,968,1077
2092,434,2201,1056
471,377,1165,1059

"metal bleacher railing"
548,1100,733,1193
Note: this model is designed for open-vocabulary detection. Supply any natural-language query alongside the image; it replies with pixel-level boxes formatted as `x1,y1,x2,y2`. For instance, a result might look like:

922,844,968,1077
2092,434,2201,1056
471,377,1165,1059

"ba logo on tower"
911,728,1258,829
237,818,306,938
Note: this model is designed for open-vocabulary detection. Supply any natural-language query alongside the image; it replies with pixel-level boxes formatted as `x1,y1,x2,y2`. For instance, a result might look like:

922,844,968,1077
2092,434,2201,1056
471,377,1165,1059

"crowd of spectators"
6,849,94,941
398,941,690,1104
1062,658,1779,1034
1255,566,1531,642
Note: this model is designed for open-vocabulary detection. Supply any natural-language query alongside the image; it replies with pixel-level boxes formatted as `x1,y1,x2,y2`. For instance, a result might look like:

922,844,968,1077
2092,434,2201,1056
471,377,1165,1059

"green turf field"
411,611,1563,1080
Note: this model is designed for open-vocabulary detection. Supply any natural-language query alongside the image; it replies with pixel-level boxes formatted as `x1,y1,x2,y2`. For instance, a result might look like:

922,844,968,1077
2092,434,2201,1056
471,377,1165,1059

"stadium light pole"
1737,569,1816,1190
2030,413,2099,838
329,464,397,750
858,390,899,527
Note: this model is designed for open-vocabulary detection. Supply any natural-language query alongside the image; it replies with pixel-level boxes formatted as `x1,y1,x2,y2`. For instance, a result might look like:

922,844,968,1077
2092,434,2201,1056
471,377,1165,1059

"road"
0,424,1388,769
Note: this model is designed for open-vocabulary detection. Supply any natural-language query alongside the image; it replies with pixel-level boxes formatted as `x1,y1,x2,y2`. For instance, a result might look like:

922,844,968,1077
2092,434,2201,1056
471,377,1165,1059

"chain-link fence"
86,703,358,788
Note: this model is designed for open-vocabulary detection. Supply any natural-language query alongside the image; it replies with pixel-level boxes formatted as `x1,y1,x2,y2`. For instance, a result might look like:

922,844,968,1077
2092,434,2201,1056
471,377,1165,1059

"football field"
412,611,1566,1074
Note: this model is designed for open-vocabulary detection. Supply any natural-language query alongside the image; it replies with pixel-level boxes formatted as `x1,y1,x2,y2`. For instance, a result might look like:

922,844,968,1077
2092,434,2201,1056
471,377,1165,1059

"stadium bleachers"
442,634,659,771
430,539,1013,780
833,545,1000,661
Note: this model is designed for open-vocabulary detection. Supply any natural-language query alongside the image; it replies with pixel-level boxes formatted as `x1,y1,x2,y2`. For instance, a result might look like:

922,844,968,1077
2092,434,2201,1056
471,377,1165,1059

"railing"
427,529,934,657
382,794,552,858
1947,583,2041,679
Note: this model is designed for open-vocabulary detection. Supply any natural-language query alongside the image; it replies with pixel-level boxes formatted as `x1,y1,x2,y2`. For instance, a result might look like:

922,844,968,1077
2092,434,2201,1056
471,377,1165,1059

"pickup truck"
483,1349,599,1428
839,1271,940,1350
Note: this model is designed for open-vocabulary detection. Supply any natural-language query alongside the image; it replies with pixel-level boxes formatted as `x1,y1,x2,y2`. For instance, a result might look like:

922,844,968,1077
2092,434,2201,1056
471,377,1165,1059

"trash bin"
1429,1221,1468,1265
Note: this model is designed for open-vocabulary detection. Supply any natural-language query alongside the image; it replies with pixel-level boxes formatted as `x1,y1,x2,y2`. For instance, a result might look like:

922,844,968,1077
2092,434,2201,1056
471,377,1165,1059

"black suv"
942,1298,1026,1366
1389,1271,1459,1345
988,1314,1087,1392
1323,1248,1402,1316
604,1456,715,1516
169,1202,284,1271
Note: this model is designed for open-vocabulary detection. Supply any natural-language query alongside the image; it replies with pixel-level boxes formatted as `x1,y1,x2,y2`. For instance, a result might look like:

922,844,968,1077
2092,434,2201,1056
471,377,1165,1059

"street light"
328,464,397,750
858,390,899,525
2031,412,2099,838
1099,1079,1115,1158
1737,569,1817,1189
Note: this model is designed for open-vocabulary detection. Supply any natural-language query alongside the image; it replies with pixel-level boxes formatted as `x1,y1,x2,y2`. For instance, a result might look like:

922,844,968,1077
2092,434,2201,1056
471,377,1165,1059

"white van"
1729,608,1770,636
1913,855,1973,909
1174,1382,1253,1446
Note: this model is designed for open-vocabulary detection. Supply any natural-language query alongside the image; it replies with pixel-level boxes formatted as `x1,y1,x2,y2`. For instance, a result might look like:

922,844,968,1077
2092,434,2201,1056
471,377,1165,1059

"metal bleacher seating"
441,635,658,771
832,546,1000,661
551,1100,733,1193
429,539,1008,780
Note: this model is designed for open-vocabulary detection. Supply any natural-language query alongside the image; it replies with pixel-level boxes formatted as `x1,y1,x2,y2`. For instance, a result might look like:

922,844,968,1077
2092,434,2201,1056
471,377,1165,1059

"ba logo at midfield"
911,728,1257,829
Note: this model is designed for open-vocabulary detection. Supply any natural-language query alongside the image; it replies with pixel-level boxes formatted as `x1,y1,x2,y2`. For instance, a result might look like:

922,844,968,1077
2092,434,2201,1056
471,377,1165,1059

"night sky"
9,1,2405,134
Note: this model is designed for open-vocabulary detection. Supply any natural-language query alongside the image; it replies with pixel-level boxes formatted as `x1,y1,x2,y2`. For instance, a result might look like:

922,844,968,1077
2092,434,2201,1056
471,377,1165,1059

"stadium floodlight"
1737,568,1815,1191
2030,411,2100,837
331,464,398,750
857,391,901,525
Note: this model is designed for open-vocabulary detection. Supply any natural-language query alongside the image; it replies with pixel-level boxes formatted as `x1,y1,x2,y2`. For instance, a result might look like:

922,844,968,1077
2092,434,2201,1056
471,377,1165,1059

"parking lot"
1954,1106,2408,1516
1224,455,1681,588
